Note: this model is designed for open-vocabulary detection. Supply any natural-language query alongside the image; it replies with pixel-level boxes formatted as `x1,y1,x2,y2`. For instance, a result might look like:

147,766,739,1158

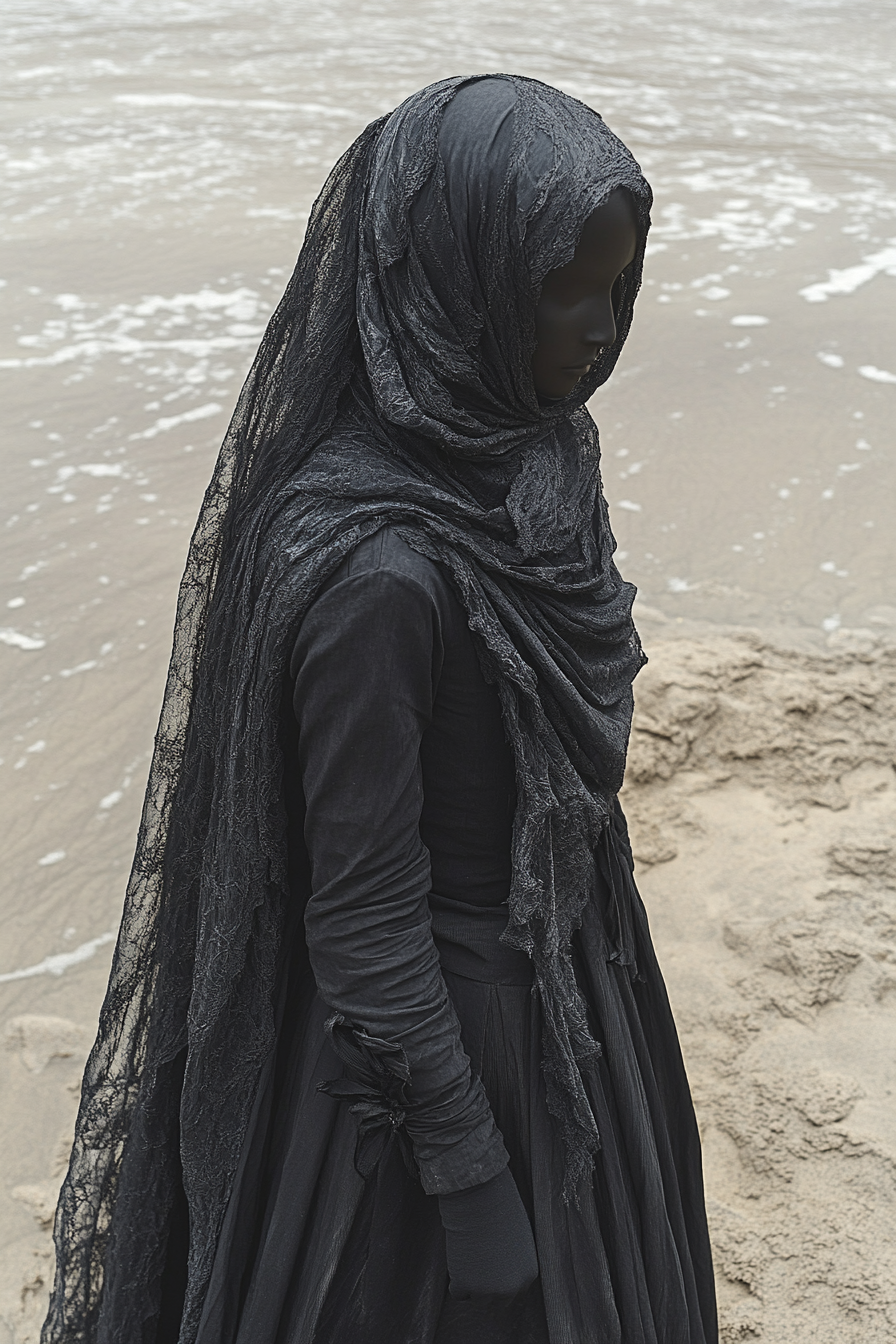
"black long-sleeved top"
196,538,717,1344
290,526,518,1194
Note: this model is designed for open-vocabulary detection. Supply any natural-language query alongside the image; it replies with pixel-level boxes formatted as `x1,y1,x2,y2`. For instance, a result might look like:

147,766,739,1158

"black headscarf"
44,75,652,1344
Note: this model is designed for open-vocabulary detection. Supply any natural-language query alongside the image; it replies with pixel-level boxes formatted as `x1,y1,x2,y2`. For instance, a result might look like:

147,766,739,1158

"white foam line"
59,660,98,678
0,929,116,983
16,66,61,80
79,463,124,478
130,402,222,440
858,365,896,384
0,627,45,651
114,94,356,119
133,287,257,316
0,336,252,370
800,244,896,302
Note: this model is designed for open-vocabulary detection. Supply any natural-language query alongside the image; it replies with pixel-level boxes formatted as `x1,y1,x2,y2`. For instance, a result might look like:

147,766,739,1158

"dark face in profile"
531,187,639,401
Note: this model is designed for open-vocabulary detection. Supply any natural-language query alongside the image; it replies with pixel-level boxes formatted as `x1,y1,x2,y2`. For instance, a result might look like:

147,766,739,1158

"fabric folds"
316,1016,416,1182
38,72,718,1344
192,801,715,1344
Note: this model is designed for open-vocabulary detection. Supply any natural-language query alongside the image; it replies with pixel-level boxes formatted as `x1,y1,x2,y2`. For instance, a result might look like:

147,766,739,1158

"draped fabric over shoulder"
43,74,715,1344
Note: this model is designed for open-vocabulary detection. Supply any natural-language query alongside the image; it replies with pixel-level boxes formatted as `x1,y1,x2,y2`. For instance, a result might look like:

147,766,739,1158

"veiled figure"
43,75,718,1344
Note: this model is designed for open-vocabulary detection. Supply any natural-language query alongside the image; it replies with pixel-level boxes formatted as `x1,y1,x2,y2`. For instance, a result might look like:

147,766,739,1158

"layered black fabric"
192,531,714,1343
40,73,714,1344
291,528,516,1196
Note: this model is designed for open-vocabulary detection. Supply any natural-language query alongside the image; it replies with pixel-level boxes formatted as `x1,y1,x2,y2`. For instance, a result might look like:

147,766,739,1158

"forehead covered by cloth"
358,74,652,454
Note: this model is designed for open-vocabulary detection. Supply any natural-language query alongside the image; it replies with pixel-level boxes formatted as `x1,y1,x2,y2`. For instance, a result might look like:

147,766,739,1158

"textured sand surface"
626,615,896,1342
2,2,895,1340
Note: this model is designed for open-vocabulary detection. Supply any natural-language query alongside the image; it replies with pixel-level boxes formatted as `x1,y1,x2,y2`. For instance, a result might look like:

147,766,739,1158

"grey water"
1,0,895,980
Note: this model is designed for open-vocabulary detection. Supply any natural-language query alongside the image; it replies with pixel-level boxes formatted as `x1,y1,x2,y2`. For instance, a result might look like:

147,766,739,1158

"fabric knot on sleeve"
317,1013,418,1180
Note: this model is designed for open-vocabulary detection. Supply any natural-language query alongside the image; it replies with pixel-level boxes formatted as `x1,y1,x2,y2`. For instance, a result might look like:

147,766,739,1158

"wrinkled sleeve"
291,565,509,1195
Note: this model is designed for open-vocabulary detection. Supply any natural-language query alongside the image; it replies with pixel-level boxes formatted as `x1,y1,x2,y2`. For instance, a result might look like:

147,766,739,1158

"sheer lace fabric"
44,75,653,1343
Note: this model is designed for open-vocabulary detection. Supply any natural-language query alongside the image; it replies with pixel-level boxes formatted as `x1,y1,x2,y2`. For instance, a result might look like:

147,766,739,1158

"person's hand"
437,1165,539,1300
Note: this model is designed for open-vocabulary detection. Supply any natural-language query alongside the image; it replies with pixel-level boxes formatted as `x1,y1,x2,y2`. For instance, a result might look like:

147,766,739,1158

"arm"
291,562,508,1195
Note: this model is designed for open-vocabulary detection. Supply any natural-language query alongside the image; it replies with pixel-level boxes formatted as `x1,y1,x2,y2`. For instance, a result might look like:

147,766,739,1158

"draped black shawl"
43,74,653,1344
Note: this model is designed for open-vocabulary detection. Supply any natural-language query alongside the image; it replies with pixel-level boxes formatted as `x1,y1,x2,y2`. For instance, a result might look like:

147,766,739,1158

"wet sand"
2,2,895,1340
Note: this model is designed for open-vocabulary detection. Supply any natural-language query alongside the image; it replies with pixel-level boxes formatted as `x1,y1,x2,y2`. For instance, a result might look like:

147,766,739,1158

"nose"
583,294,617,350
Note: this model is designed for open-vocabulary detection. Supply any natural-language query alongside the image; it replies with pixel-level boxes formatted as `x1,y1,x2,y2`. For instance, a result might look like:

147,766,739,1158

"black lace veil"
43,75,652,1344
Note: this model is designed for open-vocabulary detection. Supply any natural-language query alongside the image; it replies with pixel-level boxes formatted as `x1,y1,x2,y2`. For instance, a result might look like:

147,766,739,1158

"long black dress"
42,78,718,1344
193,527,716,1344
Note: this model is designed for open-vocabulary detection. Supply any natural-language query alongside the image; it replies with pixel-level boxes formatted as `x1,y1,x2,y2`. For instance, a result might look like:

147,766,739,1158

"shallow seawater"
0,0,895,982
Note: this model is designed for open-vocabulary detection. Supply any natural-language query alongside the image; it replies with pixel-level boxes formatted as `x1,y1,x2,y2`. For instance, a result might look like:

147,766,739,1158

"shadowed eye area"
532,192,638,400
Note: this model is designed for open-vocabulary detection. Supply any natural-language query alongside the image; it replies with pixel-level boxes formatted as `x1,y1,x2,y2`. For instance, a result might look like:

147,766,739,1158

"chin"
535,377,578,401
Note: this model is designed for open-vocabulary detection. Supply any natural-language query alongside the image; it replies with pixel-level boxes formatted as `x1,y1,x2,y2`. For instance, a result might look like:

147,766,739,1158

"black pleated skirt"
194,862,717,1344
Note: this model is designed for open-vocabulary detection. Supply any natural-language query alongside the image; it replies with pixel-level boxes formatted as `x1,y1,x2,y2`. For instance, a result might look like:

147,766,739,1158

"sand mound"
2,627,894,1342
623,621,896,1341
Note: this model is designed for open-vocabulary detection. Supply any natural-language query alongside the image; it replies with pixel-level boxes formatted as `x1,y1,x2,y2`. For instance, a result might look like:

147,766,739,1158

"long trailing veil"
43,74,652,1343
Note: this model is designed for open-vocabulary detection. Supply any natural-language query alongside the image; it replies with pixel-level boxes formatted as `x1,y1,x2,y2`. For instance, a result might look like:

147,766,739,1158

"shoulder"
291,528,454,679
334,526,450,604
312,525,458,622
